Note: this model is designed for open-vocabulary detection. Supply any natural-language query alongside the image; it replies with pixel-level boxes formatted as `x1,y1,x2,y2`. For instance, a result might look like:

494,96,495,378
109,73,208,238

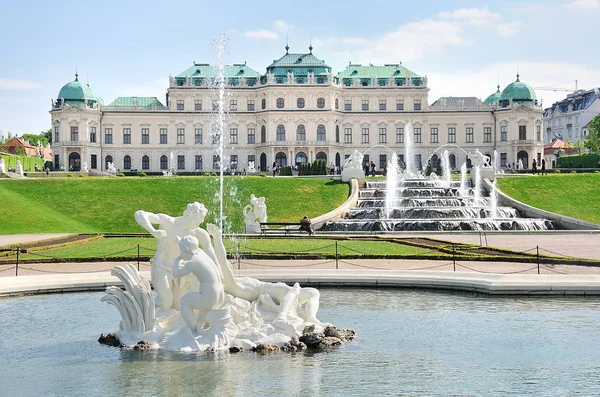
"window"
124,155,131,170
317,98,325,108
379,128,387,143
379,100,386,111
212,100,219,112
104,128,113,144
177,155,185,170
261,98,266,109
519,125,527,140
536,125,541,141
414,128,421,143
276,124,285,141
123,128,131,144
141,128,149,144
414,99,421,110
276,98,284,108
362,100,369,111
160,155,168,170
335,98,339,109
362,128,369,144
297,125,306,141
484,127,492,143
344,100,352,111
466,127,474,143
344,128,352,143
315,152,327,162
500,153,507,168
448,127,456,143
195,100,202,111
247,100,254,111
415,154,422,170
177,100,184,111
261,126,266,143
430,127,438,143
297,98,305,108
230,128,238,144
213,155,220,170
230,155,238,170
501,126,507,141
212,128,220,145
247,128,255,144
177,128,185,144
54,126,59,142
195,155,203,170
248,155,255,168
91,154,97,169
70,126,79,141
160,128,168,144
336,126,340,143
379,154,387,170
396,100,404,111
90,127,96,143
142,155,150,170
396,128,404,143
229,100,237,111
191,128,201,145
295,152,307,165
317,124,326,141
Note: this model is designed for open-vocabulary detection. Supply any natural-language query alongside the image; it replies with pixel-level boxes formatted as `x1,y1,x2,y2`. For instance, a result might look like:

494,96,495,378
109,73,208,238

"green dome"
484,85,502,105
57,73,102,106
499,74,536,103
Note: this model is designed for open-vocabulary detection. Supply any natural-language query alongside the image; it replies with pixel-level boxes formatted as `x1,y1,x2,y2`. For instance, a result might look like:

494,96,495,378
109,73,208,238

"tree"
41,128,52,145
584,113,600,154
574,140,586,155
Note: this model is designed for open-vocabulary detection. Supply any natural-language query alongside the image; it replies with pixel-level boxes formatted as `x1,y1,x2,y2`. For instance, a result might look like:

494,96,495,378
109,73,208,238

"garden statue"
15,160,23,176
243,194,267,233
0,158,5,174
248,160,256,173
106,162,117,175
342,149,365,182
82,161,89,173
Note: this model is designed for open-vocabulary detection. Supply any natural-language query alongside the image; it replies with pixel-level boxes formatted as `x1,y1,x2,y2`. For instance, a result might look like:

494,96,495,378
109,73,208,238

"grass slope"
0,177,349,234
496,173,600,224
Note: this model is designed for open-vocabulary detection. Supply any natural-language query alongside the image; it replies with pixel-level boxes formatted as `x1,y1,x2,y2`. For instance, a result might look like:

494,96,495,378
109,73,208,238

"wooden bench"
259,222,312,236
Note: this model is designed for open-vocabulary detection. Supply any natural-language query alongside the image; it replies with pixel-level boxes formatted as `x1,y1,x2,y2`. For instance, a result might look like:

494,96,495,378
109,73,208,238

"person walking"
541,159,546,175
370,161,376,177
532,159,537,175
364,161,370,177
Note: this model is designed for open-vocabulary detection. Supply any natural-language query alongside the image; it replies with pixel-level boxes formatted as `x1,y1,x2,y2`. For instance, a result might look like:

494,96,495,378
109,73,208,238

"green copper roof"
176,63,261,79
484,85,502,105
500,74,536,102
337,64,420,79
106,97,166,108
57,73,102,106
267,52,331,69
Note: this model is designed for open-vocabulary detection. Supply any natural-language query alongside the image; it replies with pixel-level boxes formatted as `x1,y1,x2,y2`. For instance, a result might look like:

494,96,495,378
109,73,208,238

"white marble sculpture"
341,149,365,182
107,162,117,175
104,203,326,352
247,160,256,173
82,161,89,173
15,160,24,176
0,158,5,174
469,149,495,181
243,194,267,233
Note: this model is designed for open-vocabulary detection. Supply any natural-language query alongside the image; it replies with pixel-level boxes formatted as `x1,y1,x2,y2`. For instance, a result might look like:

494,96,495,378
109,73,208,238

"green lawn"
496,173,600,224
12,237,433,260
0,177,349,234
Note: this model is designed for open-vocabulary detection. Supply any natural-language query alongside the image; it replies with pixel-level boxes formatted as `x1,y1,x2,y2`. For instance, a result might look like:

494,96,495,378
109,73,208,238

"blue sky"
1,0,600,137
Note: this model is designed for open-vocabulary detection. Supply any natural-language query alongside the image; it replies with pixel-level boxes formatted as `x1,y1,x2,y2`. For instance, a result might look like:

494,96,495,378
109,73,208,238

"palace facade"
51,46,544,173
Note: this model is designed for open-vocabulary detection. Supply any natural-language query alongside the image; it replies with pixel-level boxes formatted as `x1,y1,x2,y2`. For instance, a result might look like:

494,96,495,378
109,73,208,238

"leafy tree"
585,114,600,154
574,140,586,155
41,128,52,145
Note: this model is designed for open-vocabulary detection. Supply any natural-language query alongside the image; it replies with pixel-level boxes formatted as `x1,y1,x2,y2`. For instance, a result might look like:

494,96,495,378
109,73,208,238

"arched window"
517,150,529,169
317,98,325,108
261,98,266,109
260,153,267,172
297,125,306,141
160,155,168,170
123,155,131,170
105,155,113,170
335,125,340,143
335,98,339,110
335,152,341,167
275,152,287,167
316,151,327,162
295,152,308,165
276,125,285,141
297,98,305,108
449,154,456,170
276,98,284,108
142,155,150,170
261,126,266,143
317,124,326,141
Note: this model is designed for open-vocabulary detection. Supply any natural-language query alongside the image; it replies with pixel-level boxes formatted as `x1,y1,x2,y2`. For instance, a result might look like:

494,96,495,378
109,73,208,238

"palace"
50,46,544,173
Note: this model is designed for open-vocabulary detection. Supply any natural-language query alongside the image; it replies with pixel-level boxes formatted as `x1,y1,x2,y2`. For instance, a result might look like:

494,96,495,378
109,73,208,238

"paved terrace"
1,232,600,296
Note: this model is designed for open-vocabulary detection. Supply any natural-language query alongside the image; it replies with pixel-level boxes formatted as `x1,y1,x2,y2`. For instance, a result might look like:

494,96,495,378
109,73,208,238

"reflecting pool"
2,289,600,396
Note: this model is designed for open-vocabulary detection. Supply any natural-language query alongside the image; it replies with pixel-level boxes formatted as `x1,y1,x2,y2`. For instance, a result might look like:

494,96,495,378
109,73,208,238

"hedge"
0,154,45,172
558,153,600,168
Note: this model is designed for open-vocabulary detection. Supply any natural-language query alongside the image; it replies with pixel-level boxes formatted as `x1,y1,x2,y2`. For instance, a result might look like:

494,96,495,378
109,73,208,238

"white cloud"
0,79,42,90
274,20,294,32
439,7,502,27
244,29,279,40
567,0,600,9
496,21,523,37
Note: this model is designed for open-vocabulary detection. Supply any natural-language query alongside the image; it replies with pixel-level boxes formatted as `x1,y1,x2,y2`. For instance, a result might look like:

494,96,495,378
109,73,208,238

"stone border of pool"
2,269,600,297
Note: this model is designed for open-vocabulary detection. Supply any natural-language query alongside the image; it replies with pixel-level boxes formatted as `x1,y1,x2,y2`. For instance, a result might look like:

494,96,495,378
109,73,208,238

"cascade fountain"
324,149,554,232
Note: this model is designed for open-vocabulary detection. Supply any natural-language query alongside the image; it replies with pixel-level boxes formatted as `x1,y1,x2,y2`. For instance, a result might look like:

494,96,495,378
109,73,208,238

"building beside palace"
542,88,600,146
50,46,545,173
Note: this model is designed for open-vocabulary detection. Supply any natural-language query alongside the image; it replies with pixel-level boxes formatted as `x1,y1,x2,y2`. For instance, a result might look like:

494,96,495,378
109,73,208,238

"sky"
1,0,600,137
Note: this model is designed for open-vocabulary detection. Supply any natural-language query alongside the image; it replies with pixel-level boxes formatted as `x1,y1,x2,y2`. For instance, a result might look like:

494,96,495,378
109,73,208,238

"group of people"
364,161,377,177
531,159,547,175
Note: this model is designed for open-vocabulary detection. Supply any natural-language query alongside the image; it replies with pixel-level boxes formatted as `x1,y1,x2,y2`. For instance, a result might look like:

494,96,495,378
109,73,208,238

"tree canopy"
585,114,600,153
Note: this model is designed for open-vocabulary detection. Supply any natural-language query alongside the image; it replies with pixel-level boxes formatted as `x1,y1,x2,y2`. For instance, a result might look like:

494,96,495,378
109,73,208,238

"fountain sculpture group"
101,202,354,353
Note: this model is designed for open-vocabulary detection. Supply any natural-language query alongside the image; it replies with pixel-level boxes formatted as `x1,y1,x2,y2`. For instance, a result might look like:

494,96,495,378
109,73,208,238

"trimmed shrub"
138,172,147,177
118,173,125,177
67,174,73,177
